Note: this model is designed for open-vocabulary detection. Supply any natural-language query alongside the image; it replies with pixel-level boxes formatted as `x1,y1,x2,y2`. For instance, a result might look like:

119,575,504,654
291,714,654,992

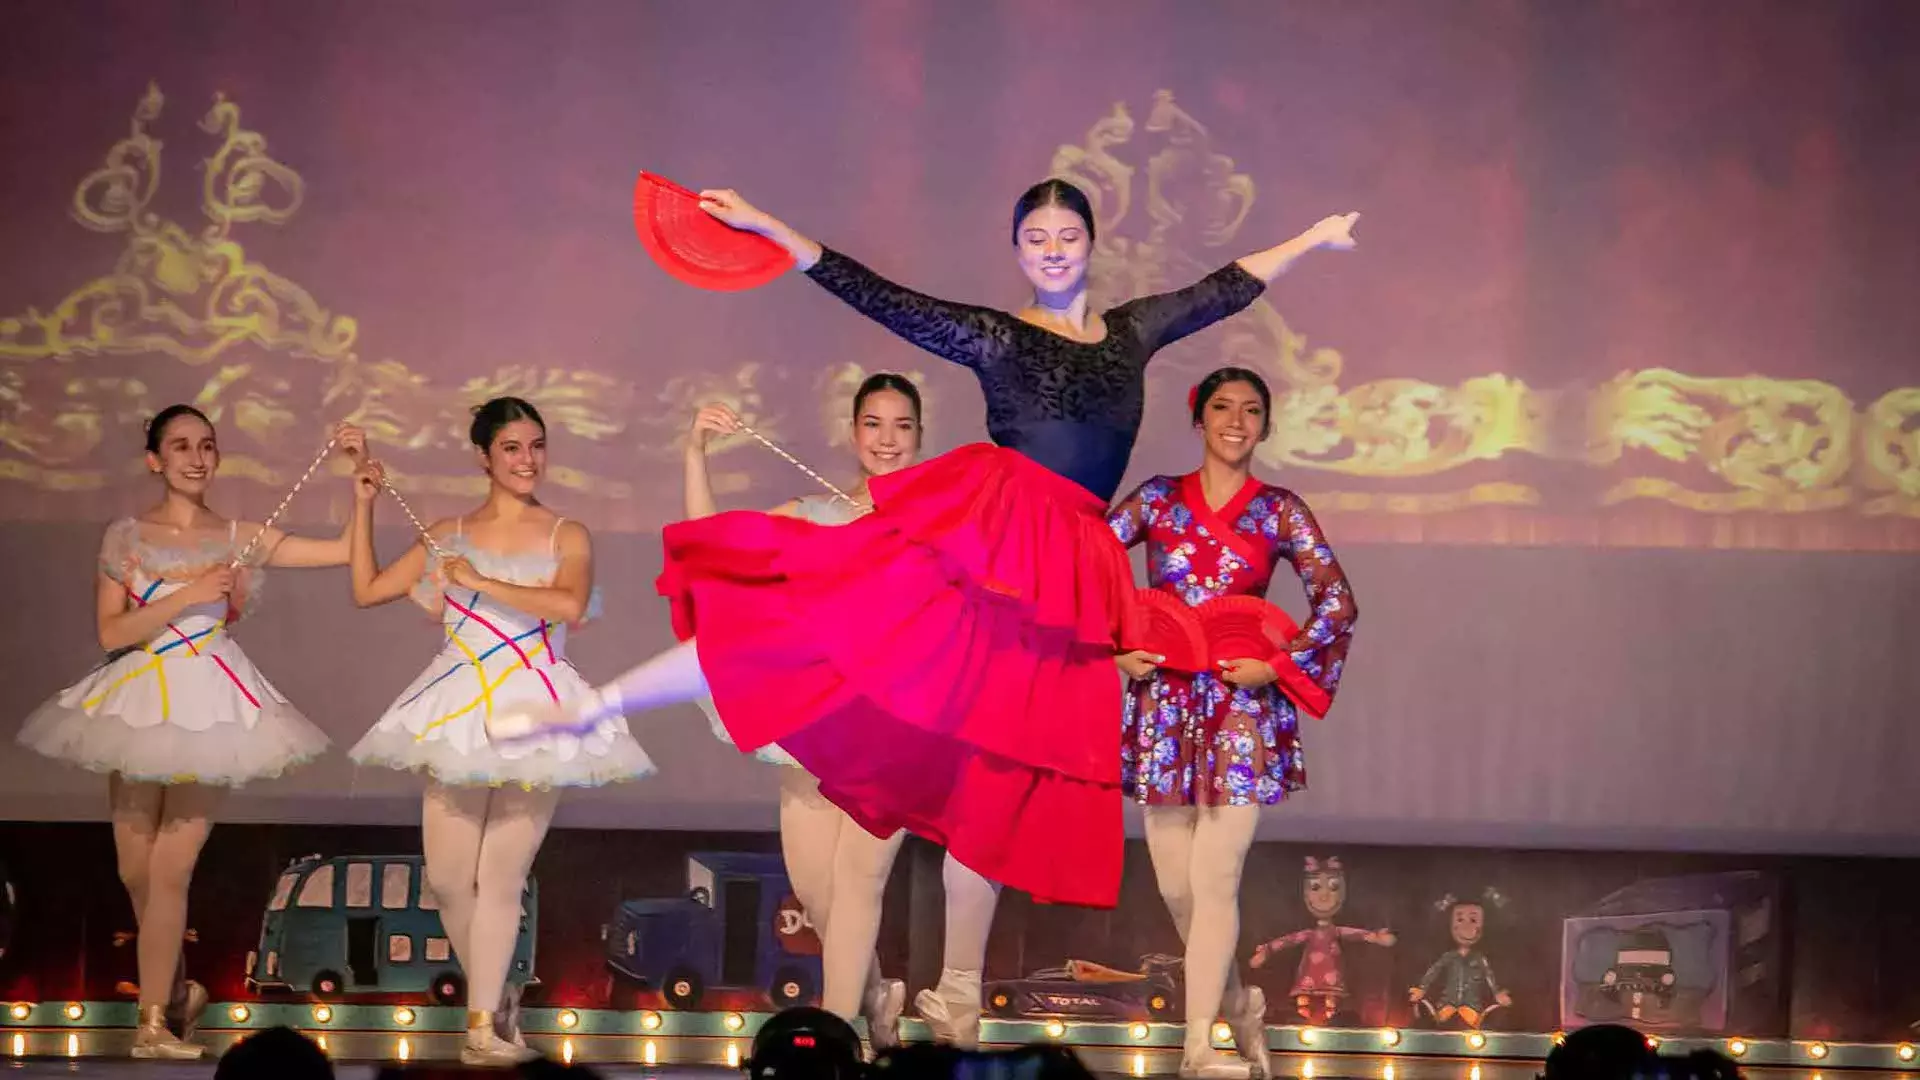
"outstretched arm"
1119,212,1359,356
254,424,370,569
700,189,1006,369
253,518,352,569
698,188,824,270
1236,213,1359,283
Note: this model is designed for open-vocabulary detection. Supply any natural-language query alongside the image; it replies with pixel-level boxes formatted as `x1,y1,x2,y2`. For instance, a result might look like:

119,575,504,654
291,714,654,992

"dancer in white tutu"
17,404,363,1059
346,396,652,1066
684,376,1002,1050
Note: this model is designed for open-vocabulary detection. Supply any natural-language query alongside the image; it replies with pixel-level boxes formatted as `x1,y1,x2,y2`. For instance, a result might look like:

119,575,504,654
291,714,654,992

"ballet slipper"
865,978,907,1052
1226,985,1270,1078
915,968,983,1050
131,1005,203,1060
462,1011,539,1066
1180,1048,1255,1080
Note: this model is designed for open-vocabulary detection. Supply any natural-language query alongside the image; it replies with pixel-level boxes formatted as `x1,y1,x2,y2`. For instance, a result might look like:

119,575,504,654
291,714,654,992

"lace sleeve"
1116,264,1266,355
804,248,1012,369
97,518,139,585
1268,490,1356,702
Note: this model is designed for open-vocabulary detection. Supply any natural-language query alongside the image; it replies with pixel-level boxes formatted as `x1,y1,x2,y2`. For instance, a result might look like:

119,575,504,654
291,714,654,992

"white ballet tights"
1143,805,1261,1059
598,638,707,717
603,640,1006,1024
780,771,901,1017
421,783,559,1018
939,853,1000,976
778,771,1002,1024
110,777,222,1010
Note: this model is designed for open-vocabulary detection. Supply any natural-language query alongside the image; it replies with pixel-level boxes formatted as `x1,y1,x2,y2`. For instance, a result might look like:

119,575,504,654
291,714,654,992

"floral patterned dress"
1108,472,1356,806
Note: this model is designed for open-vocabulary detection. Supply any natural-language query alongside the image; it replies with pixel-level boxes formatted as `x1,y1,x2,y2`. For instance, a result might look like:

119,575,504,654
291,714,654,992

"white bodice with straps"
17,518,328,786
349,515,653,788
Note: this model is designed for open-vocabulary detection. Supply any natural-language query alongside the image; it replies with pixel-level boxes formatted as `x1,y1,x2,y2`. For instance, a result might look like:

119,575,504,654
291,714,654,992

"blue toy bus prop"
246,854,536,1002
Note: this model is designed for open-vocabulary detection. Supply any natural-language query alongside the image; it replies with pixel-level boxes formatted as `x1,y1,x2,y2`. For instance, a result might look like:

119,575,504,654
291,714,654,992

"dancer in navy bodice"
489,176,1359,1044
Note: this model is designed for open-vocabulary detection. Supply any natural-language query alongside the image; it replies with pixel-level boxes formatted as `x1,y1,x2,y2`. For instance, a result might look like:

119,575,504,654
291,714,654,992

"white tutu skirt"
351,650,654,789
17,640,328,787
696,695,800,768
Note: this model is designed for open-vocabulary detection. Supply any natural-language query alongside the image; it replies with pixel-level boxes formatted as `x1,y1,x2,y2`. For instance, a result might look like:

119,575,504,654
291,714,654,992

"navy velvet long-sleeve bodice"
804,249,1265,501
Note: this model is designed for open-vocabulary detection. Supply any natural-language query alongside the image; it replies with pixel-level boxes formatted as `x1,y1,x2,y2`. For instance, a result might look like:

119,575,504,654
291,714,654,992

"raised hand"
689,403,745,451
1309,212,1360,251
333,422,368,459
698,188,776,235
353,458,387,503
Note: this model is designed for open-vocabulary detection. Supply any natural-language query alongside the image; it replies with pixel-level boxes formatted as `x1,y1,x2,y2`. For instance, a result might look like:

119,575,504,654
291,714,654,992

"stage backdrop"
3,824,1919,1042
1,1,1917,854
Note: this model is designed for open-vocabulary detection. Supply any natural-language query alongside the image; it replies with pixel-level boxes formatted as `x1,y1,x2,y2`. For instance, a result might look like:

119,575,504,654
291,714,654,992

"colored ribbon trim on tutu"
411,592,562,741
433,631,498,734
81,622,256,718
87,584,260,717
441,593,559,703
212,656,261,708
396,624,547,709
129,581,201,657
413,638,557,740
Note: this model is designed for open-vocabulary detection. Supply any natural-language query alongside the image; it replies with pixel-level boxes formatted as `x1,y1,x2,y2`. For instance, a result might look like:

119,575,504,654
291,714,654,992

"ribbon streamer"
230,435,340,567
376,476,450,560
735,422,857,506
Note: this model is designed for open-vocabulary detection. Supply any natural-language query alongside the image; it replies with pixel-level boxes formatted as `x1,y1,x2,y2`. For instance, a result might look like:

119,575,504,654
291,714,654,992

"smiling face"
1015,203,1092,300
1304,871,1347,919
1451,903,1485,947
146,412,219,496
851,387,921,477
1198,379,1268,467
479,418,546,496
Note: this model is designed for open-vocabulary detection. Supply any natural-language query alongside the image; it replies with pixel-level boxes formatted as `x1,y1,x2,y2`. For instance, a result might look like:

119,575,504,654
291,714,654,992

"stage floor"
0,1055,1877,1080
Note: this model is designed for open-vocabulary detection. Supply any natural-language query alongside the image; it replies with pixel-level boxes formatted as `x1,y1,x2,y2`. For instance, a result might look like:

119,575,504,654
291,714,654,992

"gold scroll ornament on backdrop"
1048,90,1919,523
0,84,757,514
2,86,1915,532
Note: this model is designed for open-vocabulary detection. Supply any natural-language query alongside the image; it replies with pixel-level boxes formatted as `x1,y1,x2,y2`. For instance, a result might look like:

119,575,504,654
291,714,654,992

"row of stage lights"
0,1030,702,1070
0,1000,723,1063
4,1001,1917,1068
0,1001,681,1030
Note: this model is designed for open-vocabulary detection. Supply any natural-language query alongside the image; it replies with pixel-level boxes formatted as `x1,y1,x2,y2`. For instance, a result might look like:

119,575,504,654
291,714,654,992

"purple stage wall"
1,4,1917,861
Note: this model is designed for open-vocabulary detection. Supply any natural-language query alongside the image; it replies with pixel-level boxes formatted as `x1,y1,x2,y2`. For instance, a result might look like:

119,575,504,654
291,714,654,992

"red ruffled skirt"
657,443,1137,907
